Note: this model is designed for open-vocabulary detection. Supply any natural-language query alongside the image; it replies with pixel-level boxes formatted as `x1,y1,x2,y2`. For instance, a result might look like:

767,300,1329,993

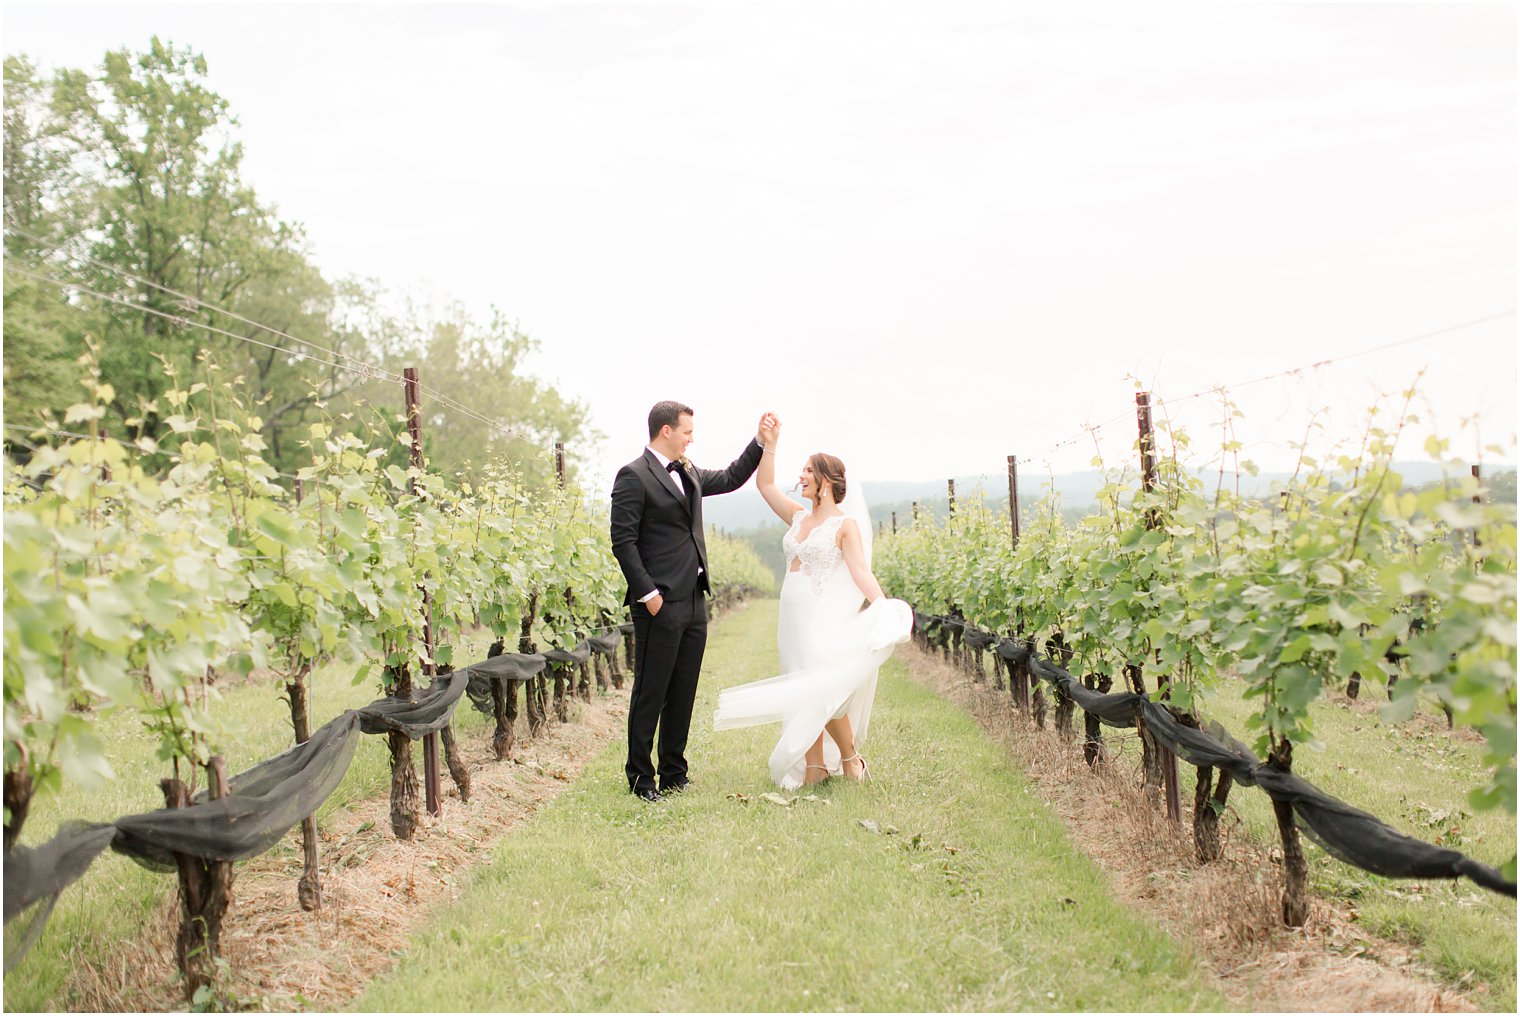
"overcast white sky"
4,1,1516,494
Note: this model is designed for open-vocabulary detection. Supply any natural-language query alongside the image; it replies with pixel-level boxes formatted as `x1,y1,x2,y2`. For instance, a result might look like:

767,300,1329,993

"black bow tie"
666,460,683,473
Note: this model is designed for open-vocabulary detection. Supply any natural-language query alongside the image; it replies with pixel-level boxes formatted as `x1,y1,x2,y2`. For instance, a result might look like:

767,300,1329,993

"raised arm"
838,519,884,604
692,436,764,497
755,416,805,524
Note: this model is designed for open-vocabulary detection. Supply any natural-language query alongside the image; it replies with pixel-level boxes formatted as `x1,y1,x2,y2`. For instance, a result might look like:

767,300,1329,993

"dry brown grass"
63,688,630,1012
905,644,1480,1013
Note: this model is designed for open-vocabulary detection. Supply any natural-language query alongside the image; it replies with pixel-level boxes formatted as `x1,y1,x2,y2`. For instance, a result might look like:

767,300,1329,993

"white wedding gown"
713,508,913,789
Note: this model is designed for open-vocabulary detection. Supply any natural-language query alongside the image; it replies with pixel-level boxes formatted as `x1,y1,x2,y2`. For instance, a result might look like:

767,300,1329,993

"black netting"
3,822,116,969
587,633,621,655
5,657,495,970
996,638,1032,664
935,617,1515,899
544,640,591,666
461,652,546,715
962,629,997,651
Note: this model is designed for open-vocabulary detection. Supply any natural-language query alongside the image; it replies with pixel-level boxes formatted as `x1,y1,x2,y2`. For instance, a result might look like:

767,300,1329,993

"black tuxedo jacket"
610,440,764,606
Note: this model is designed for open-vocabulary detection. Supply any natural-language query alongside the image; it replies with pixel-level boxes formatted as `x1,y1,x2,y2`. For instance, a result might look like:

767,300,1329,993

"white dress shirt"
646,445,686,495
641,446,700,602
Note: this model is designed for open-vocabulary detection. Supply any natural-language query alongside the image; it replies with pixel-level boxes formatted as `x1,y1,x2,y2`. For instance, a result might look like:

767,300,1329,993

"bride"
713,414,912,788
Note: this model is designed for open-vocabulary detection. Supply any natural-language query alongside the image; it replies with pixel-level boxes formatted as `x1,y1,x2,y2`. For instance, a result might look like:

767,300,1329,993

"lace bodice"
782,509,847,595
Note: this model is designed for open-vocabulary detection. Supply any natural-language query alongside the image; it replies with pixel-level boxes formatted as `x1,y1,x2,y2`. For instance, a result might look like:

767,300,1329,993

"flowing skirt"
713,567,913,789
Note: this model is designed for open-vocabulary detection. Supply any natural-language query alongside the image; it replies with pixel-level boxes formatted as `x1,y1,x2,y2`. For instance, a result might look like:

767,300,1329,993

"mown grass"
357,601,1223,1012
3,633,497,1013
1179,678,1517,1011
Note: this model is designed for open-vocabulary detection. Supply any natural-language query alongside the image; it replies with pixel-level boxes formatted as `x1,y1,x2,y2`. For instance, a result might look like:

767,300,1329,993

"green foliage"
3,40,592,486
704,530,775,597
2,346,624,835
876,400,1516,876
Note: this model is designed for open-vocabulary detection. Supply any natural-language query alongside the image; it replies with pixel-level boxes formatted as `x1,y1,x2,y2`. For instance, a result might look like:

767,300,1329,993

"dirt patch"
65,688,630,1012
902,645,1480,1013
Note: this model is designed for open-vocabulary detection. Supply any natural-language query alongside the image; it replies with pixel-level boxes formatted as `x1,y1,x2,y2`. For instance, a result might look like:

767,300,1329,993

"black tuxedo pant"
626,590,708,793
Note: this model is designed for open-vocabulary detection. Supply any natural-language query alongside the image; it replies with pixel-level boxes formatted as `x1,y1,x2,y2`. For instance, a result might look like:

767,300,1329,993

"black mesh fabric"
5,660,492,970
962,629,998,652
461,653,548,715
587,633,621,655
941,617,1516,898
2,822,117,969
354,670,471,738
544,640,591,666
996,638,1032,664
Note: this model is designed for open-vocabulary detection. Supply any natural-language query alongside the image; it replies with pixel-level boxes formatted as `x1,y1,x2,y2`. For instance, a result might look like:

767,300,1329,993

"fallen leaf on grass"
761,792,795,808
858,819,881,834
726,792,751,804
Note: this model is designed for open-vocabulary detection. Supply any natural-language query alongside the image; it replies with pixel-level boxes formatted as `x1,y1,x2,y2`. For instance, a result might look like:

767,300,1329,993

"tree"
3,55,88,435
358,297,598,489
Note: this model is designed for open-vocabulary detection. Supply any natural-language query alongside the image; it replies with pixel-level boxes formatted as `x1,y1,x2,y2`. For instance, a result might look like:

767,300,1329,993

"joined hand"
757,411,781,448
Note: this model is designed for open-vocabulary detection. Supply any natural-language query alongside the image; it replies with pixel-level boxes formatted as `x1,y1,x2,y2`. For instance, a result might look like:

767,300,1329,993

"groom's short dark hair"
648,401,694,439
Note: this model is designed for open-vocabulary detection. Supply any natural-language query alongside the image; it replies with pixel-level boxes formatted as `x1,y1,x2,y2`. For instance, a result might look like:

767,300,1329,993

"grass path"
356,600,1223,1012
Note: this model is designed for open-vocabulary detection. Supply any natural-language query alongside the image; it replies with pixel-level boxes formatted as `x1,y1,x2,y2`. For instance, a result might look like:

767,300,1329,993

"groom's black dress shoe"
660,778,691,795
633,786,662,802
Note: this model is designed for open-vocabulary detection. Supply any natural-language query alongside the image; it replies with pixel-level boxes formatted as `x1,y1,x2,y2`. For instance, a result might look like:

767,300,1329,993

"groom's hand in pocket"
646,592,664,616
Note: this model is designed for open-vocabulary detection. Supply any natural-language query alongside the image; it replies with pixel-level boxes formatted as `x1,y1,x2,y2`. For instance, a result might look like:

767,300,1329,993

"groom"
610,401,770,801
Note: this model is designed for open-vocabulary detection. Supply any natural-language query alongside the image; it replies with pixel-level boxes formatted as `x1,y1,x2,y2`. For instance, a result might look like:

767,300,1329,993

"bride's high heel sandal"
840,753,871,782
804,764,831,786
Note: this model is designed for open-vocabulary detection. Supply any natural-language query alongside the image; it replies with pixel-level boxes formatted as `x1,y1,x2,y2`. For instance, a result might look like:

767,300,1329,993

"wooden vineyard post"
1137,391,1182,823
1008,454,1020,550
947,478,956,517
1008,455,1024,712
404,368,444,819
891,511,897,534
555,446,588,710
1473,465,1483,550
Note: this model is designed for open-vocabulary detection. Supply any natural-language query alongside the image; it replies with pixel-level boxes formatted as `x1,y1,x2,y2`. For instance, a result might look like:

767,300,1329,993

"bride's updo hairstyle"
808,453,847,505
